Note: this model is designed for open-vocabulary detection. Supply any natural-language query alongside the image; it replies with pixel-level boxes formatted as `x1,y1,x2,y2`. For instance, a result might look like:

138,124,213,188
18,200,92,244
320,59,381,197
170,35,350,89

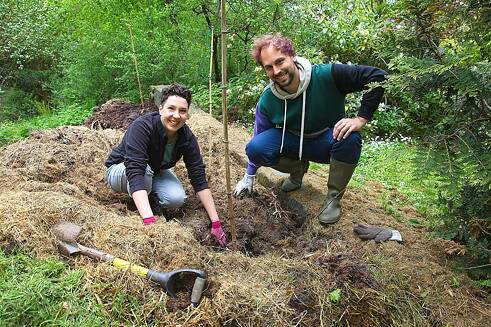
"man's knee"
246,136,279,167
332,132,362,164
245,138,261,161
343,132,362,150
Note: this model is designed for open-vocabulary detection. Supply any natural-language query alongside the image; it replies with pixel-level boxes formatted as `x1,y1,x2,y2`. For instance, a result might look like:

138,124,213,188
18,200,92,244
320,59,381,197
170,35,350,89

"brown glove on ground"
353,224,402,243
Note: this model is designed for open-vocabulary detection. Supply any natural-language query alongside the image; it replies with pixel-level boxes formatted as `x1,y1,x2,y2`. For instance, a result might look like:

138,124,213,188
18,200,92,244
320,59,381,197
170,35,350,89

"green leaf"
329,288,342,304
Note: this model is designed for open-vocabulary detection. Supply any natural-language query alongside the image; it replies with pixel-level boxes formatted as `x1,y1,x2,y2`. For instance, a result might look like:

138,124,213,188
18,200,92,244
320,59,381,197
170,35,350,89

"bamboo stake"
208,27,214,170
220,0,237,250
129,25,144,113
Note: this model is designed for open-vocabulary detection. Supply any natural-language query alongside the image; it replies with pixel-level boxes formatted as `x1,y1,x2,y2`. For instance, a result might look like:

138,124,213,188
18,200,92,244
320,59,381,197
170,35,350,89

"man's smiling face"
260,45,298,89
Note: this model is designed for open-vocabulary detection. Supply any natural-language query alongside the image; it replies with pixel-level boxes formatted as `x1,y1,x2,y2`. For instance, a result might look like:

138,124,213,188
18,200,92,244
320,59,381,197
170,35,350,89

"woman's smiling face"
159,95,189,136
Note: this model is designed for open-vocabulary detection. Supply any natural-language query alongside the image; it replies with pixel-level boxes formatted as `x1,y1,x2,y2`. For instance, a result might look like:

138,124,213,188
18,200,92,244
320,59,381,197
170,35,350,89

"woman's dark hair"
160,83,192,106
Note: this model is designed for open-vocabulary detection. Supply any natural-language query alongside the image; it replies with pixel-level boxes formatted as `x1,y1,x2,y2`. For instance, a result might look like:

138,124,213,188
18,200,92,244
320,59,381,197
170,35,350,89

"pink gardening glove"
210,221,228,247
142,216,156,226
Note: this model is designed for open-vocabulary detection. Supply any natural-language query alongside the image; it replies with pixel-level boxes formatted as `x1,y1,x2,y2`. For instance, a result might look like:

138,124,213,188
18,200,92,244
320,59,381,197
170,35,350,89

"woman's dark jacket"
105,112,208,194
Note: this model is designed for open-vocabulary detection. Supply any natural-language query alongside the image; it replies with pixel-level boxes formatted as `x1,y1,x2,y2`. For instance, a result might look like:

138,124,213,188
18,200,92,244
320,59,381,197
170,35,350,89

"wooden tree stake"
129,25,144,113
208,26,214,170
220,0,237,250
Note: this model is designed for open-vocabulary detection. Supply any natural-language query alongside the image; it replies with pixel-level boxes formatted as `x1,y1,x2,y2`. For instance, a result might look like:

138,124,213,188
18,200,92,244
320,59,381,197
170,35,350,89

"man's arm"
331,64,387,140
234,104,273,197
332,63,387,120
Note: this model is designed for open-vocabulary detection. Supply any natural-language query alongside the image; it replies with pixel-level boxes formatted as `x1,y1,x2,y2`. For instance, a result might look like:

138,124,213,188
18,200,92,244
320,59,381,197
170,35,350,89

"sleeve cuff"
246,162,259,175
192,182,209,193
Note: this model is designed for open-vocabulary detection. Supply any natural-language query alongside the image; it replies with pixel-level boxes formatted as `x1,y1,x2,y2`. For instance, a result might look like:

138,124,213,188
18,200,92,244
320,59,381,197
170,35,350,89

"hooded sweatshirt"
246,61,386,175
259,57,345,161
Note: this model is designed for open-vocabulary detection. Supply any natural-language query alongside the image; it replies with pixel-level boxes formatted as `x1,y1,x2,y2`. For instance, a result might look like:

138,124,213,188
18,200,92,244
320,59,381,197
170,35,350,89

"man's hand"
210,221,228,247
233,173,255,197
333,117,368,141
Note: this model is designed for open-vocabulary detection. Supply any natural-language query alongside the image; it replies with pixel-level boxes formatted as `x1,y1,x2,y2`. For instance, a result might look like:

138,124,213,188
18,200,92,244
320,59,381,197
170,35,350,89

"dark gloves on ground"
353,224,403,243
142,216,156,226
210,220,228,247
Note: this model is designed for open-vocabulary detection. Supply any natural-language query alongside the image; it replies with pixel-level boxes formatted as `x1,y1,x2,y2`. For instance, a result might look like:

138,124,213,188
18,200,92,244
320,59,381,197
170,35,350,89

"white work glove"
233,173,255,197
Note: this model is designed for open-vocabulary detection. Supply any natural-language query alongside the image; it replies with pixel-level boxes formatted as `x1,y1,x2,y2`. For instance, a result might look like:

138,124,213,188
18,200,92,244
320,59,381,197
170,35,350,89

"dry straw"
0,125,488,326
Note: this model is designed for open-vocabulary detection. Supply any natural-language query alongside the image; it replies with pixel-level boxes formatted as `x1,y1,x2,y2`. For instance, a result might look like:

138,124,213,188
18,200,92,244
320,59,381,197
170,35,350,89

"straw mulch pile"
0,103,489,326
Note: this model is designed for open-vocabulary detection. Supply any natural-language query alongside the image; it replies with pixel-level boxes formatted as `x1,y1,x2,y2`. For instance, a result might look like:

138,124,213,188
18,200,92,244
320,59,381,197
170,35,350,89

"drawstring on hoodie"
270,57,312,162
279,91,307,160
280,100,287,155
299,92,306,159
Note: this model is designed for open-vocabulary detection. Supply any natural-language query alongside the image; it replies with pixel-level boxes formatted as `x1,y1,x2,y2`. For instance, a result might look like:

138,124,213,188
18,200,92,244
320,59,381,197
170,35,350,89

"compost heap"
0,99,489,326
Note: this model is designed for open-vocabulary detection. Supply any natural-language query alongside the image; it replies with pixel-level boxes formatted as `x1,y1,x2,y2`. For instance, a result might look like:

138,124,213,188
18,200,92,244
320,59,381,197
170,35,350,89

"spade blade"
53,221,82,242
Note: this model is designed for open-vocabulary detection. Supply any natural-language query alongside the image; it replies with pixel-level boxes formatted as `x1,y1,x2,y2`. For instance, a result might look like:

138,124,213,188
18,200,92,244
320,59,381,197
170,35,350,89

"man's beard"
274,66,296,89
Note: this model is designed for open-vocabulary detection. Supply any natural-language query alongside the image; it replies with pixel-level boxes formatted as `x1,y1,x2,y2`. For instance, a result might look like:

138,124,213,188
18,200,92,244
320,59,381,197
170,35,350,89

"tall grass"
309,138,442,221
0,251,109,326
353,139,442,217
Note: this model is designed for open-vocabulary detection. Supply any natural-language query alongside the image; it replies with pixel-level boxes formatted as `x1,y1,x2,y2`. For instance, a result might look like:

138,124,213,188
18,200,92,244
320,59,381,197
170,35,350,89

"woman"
105,84,227,247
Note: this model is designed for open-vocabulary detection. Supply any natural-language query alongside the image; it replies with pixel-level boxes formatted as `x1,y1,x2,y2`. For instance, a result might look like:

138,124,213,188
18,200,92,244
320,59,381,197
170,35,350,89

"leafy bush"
436,184,490,259
51,0,214,107
0,89,36,121
0,0,60,122
375,0,491,279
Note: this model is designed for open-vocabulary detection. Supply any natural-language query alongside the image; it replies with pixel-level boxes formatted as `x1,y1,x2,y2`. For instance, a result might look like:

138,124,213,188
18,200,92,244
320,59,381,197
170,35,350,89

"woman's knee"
157,188,186,208
143,174,153,194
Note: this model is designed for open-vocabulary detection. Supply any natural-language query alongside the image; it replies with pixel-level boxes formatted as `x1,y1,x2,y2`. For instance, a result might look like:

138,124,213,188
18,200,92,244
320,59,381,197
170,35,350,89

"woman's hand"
210,220,228,247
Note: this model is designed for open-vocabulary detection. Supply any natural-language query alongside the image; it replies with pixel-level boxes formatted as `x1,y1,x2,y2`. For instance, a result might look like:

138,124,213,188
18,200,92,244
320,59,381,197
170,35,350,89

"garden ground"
0,100,489,326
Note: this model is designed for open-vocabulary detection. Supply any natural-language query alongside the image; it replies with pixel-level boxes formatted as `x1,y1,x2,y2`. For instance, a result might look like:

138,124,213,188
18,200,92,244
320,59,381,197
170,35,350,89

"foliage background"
1,0,489,281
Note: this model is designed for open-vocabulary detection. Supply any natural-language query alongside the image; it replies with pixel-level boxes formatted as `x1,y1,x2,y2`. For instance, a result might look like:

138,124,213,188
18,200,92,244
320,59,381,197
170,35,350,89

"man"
105,84,227,247
233,33,386,224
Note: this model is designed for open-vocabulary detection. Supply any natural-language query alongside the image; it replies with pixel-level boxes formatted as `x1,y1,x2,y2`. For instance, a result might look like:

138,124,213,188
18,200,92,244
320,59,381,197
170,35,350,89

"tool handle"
191,277,207,307
78,244,149,278
112,258,149,278
77,243,115,262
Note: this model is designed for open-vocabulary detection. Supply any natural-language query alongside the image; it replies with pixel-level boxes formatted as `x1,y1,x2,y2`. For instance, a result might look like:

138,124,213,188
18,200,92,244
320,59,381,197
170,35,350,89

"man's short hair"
251,33,296,66
160,83,192,107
